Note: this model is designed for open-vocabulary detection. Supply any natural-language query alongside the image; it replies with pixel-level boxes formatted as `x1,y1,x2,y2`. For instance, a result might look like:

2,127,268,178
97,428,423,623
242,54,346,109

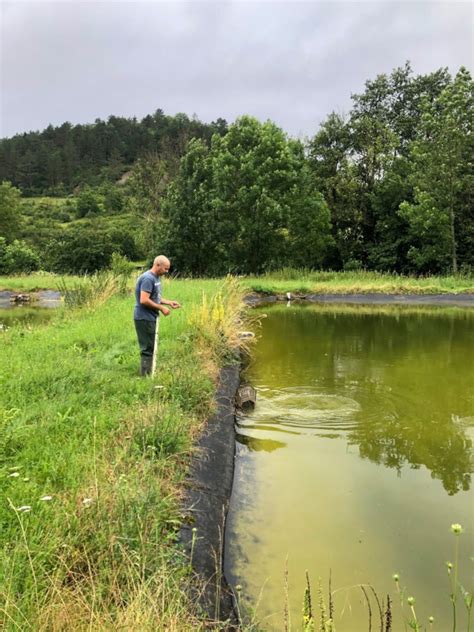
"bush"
110,252,134,294
0,238,41,273
47,227,115,273
0,181,21,243
343,258,364,272
107,228,141,260
104,187,124,214
76,187,102,218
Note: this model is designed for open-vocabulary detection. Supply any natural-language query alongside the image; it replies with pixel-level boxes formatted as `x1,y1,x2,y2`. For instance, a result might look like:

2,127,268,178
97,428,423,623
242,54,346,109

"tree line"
0,111,228,196
0,62,472,276
159,63,473,275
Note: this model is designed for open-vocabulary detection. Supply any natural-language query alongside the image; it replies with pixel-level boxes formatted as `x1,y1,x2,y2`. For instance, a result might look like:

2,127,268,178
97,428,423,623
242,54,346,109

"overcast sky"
1,1,472,139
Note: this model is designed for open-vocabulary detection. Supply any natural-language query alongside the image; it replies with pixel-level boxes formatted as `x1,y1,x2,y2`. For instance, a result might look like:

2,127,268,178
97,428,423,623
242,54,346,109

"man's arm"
139,290,170,315
160,297,181,309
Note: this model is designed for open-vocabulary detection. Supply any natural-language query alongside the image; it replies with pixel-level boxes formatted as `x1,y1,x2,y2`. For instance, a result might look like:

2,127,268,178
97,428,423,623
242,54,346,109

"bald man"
133,255,180,376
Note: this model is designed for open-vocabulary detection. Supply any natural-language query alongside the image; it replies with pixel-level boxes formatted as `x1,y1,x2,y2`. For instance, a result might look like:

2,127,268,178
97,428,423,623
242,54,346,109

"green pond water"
0,291,61,329
0,307,57,329
225,303,474,631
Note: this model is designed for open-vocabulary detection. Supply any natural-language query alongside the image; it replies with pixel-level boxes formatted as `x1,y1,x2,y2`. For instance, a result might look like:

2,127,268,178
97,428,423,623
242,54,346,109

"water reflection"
249,305,473,494
226,304,474,630
236,433,287,453
0,291,61,329
350,408,472,495
0,307,57,329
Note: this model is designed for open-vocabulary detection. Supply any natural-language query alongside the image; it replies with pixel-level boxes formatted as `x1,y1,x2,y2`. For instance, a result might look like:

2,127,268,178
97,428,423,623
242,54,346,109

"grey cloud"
1,1,472,139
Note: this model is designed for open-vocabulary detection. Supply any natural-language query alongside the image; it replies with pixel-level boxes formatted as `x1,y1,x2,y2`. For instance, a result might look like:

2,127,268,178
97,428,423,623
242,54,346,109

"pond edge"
179,361,241,626
245,292,474,307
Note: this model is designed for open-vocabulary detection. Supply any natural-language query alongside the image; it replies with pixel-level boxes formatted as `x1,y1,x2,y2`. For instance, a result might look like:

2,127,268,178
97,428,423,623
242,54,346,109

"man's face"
157,261,170,275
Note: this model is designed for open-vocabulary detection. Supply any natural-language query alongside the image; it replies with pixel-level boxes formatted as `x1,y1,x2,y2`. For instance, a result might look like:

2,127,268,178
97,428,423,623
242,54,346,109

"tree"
287,162,332,269
160,139,216,274
127,153,170,252
350,62,450,155
0,181,22,243
308,64,457,272
308,114,361,268
367,157,412,272
103,186,124,214
209,117,308,273
0,110,220,195
162,117,332,274
399,68,474,274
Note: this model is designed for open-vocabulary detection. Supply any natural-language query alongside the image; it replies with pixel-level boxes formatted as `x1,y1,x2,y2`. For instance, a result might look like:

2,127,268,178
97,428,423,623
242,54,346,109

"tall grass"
57,256,132,310
187,275,257,365
0,276,248,629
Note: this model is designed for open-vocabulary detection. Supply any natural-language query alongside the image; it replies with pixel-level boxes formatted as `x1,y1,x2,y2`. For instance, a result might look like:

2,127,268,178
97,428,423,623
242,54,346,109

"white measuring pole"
151,315,160,377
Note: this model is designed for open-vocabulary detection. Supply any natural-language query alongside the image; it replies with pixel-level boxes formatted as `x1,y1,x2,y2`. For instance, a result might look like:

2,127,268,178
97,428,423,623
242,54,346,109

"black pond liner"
179,361,241,627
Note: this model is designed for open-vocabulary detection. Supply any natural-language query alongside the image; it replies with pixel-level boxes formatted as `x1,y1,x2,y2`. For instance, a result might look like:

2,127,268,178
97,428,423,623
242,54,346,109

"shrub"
110,252,134,294
343,258,364,272
0,181,21,243
47,227,115,273
104,187,124,213
76,187,102,218
0,238,41,273
107,228,141,260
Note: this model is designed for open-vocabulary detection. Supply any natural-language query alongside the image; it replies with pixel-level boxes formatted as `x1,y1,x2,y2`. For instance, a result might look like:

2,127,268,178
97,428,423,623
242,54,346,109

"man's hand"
169,301,181,309
160,306,170,316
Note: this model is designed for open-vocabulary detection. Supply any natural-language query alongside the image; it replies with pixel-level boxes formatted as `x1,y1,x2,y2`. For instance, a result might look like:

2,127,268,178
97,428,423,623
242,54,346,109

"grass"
243,268,474,295
3,268,474,295
0,273,78,292
0,275,248,630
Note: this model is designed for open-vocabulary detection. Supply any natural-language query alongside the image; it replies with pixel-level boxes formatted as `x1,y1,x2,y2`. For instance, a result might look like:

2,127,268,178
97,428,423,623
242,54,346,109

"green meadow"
243,269,474,295
0,273,79,292
1,276,245,630
2,269,474,294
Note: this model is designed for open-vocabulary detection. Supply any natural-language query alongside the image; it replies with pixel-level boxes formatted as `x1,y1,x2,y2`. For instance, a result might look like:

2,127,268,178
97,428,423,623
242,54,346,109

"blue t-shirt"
133,270,162,321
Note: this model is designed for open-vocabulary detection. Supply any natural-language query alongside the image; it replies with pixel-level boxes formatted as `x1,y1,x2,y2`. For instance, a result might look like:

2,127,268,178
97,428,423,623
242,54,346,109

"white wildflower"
82,498,93,507
17,505,32,513
39,495,53,502
8,472,20,478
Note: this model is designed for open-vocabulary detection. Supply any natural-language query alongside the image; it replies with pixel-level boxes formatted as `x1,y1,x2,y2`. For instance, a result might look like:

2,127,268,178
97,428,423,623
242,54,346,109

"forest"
0,63,472,276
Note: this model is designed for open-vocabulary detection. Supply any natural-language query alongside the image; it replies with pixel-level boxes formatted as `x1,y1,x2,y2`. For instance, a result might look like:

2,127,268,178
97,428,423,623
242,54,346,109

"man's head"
151,255,171,276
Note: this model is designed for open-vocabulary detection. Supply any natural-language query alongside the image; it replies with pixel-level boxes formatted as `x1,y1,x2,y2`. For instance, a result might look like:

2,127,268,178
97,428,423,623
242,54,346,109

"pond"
0,291,62,329
225,303,474,630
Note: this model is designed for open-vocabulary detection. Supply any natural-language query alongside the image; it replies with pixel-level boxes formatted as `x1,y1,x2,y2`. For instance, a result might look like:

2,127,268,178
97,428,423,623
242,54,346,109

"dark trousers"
134,319,156,375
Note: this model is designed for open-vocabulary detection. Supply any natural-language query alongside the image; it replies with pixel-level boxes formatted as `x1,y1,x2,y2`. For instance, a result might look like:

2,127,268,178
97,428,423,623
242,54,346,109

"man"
133,255,180,376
